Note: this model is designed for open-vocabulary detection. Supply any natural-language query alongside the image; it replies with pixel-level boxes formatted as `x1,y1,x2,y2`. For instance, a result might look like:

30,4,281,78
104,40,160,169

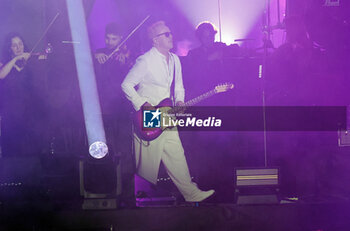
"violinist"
0,32,48,157
93,22,135,207
94,22,134,115
0,33,30,78
94,22,133,66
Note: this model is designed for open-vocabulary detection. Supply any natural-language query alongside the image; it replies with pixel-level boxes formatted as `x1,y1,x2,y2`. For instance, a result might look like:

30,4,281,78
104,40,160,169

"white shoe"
185,189,215,202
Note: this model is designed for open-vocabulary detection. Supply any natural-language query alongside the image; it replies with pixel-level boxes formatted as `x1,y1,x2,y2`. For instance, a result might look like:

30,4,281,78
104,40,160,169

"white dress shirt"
121,47,185,111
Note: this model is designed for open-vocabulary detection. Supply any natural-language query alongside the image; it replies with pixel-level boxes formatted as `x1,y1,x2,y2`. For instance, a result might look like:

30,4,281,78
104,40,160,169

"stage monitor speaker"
234,167,280,205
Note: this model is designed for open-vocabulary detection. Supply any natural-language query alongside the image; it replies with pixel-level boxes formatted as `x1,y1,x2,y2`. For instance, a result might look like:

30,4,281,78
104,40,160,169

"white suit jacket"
121,47,185,183
121,47,184,110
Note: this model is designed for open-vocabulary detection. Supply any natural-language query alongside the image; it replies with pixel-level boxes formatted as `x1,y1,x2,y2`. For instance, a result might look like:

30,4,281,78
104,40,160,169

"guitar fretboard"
185,89,216,106
168,89,216,114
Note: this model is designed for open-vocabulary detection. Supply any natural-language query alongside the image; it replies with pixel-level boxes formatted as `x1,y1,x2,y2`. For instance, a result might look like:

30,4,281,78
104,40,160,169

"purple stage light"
173,0,286,47
173,0,265,45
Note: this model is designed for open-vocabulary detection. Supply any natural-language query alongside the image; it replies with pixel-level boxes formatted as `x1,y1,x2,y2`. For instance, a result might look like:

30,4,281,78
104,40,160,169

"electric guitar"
133,83,234,141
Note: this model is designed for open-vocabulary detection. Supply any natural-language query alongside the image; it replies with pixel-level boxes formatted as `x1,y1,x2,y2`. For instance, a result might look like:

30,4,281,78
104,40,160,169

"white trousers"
134,128,199,200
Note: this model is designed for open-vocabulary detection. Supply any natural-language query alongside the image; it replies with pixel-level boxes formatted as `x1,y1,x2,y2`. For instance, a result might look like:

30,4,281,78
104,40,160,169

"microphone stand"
260,0,285,167
217,0,222,42
261,0,273,167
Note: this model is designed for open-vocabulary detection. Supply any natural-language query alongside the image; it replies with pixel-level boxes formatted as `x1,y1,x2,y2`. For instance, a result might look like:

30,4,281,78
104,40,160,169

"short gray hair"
147,21,166,40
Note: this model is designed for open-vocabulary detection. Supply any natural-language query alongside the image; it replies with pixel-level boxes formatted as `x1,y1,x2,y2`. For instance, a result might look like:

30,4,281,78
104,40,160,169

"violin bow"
29,12,60,55
106,15,151,61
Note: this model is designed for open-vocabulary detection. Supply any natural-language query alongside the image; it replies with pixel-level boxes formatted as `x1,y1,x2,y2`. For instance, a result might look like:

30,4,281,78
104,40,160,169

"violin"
15,43,53,69
111,44,131,65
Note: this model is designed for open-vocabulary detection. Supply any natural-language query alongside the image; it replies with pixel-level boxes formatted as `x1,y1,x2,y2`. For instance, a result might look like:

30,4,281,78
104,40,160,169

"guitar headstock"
214,82,234,93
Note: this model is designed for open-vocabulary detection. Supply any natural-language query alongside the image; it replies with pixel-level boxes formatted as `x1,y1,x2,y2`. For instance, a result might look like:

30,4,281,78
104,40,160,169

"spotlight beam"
66,0,106,150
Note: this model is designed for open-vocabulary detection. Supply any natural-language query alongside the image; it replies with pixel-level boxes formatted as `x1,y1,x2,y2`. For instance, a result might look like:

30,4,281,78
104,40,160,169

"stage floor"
1,196,350,231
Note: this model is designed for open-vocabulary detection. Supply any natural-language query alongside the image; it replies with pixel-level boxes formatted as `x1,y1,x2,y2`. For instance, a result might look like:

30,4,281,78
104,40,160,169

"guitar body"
133,83,234,141
133,98,173,141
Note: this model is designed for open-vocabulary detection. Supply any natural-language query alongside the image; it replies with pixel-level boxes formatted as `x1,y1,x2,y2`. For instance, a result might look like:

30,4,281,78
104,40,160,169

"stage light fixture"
89,141,108,159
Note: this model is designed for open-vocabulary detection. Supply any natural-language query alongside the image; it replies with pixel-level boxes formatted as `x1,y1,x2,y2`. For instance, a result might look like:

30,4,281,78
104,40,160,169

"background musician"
0,32,49,157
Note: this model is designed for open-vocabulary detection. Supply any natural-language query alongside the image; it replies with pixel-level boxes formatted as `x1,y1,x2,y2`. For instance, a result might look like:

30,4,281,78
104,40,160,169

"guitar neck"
168,89,216,114
185,89,216,107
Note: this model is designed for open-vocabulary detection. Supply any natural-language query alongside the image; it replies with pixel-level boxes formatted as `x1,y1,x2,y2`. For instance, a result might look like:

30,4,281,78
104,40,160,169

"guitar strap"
170,54,176,106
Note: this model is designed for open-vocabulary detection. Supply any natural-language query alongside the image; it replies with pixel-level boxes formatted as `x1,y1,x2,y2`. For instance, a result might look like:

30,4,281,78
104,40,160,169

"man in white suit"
121,21,214,202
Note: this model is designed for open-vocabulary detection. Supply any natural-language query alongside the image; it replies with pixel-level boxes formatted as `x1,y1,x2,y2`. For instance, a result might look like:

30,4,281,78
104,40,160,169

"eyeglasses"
155,32,172,38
